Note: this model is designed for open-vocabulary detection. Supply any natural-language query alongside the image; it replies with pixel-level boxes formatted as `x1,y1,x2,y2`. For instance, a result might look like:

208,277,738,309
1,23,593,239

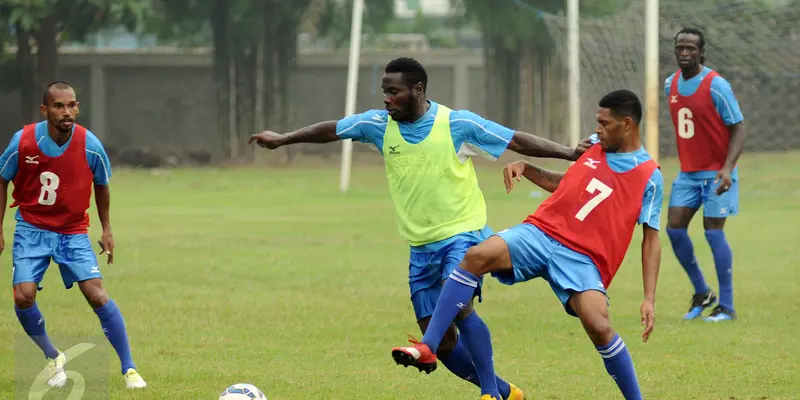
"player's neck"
681,65,703,80
408,99,430,123
47,124,72,146
617,136,642,153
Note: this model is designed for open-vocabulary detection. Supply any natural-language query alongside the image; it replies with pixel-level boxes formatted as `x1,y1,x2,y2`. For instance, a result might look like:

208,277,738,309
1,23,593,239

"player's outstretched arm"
503,160,564,194
507,131,591,161
640,224,660,343
250,121,340,150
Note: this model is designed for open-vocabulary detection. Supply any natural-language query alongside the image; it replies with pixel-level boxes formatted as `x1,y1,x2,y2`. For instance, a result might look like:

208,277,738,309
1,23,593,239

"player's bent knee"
78,279,109,309
462,237,510,276
584,319,615,347
570,291,615,346
703,217,726,231
667,207,695,229
12,283,38,309
461,247,488,275
577,311,614,346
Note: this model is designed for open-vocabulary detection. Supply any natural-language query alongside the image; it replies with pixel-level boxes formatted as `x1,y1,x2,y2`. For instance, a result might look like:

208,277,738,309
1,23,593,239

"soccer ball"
219,383,267,399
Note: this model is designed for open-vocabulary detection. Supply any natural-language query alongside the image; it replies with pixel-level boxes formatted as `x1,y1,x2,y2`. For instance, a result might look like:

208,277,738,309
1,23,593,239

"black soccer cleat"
683,290,717,320
705,305,737,322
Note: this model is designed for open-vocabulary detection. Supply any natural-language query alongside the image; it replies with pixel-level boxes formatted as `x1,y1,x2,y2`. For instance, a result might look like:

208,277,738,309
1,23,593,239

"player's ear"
39,104,47,117
413,82,424,97
623,116,635,133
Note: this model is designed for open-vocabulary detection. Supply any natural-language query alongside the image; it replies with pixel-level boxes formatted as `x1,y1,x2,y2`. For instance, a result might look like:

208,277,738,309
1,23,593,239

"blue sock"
421,267,479,354
421,267,501,398
705,230,734,310
439,336,480,386
94,299,136,374
439,335,512,400
667,228,709,294
15,303,60,359
597,334,642,400
456,312,501,399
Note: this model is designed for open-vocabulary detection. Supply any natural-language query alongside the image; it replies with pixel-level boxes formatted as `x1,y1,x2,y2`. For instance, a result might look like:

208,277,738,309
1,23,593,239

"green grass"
1,151,799,399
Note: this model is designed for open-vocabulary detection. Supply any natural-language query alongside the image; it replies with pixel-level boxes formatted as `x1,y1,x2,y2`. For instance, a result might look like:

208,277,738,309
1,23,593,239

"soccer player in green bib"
250,57,588,399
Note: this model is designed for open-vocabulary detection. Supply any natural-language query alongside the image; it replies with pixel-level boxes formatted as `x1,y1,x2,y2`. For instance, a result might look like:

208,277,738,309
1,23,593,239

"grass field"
0,151,798,400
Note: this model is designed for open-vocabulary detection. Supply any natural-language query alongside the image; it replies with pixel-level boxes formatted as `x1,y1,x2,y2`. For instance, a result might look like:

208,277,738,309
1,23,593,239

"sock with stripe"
597,334,642,400
422,267,500,398
421,267,480,354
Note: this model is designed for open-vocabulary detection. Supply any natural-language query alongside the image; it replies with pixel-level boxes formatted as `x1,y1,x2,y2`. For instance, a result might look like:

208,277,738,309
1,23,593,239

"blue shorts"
493,223,606,317
11,228,102,290
669,172,739,218
409,239,485,321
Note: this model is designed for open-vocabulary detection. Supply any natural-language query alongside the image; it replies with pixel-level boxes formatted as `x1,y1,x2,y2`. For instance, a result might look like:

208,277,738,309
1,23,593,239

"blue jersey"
336,100,515,252
665,66,743,180
590,134,663,230
0,121,112,232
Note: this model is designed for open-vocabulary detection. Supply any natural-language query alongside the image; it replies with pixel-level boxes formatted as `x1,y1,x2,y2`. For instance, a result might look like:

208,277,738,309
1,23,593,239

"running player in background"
665,28,746,322
0,81,146,389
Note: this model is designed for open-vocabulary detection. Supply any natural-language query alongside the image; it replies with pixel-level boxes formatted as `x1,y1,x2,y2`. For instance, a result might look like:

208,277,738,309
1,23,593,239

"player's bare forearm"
94,183,112,231
508,131,578,161
641,225,661,303
0,179,7,230
722,122,746,171
521,162,564,193
281,121,340,145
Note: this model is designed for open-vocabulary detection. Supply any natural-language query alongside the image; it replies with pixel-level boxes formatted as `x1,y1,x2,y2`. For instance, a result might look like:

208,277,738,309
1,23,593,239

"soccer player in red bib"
392,90,663,400
665,28,745,322
0,82,146,389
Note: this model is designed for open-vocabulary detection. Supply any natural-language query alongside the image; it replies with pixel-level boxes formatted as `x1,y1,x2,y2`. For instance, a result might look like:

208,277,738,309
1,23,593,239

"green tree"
148,0,326,161
147,0,395,161
1,0,148,124
311,0,396,48
455,0,626,134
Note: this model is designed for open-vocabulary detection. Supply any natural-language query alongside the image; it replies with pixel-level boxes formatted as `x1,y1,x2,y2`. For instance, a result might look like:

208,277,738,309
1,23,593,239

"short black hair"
385,57,428,92
598,90,642,124
42,81,75,105
674,27,705,49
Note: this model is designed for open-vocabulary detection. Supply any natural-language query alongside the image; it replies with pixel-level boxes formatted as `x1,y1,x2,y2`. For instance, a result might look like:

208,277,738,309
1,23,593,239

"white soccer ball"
218,383,267,400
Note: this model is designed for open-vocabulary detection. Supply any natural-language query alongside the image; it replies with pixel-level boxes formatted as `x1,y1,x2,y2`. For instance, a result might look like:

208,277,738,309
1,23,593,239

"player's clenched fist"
574,136,594,158
503,161,528,194
249,131,285,149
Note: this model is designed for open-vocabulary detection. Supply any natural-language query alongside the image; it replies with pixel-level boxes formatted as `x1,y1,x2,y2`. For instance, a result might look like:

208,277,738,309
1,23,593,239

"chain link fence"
543,0,800,156
0,0,797,166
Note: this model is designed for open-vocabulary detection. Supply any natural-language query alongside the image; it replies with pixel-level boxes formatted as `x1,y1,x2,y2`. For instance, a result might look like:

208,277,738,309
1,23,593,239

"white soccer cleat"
47,353,67,388
124,369,147,389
